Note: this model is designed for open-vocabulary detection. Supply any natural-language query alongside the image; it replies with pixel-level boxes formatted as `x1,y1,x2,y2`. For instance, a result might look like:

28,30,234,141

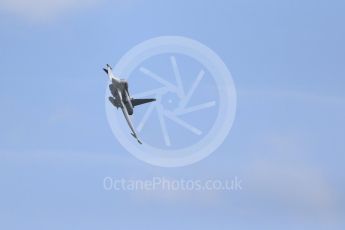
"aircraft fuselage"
109,79,134,115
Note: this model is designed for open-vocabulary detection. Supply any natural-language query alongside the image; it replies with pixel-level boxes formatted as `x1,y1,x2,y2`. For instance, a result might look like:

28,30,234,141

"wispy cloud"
241,134,343,227
0,0,99,22
239,88,345,106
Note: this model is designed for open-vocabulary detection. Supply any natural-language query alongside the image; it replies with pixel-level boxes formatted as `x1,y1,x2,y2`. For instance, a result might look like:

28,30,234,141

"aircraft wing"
131,98,156,107
120,101,142,144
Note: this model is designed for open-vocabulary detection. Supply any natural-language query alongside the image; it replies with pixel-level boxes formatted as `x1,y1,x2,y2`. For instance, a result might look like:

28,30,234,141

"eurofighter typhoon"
103,64,155,144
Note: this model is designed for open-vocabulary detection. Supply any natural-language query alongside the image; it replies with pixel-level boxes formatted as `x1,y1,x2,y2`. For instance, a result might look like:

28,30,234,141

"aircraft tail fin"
131,98,156,107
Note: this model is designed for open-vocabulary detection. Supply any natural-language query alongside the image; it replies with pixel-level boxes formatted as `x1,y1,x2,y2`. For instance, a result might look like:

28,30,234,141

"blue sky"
0,0,345,229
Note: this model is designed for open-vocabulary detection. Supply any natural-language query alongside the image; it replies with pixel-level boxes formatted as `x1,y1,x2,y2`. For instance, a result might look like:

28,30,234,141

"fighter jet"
103,64,155,144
